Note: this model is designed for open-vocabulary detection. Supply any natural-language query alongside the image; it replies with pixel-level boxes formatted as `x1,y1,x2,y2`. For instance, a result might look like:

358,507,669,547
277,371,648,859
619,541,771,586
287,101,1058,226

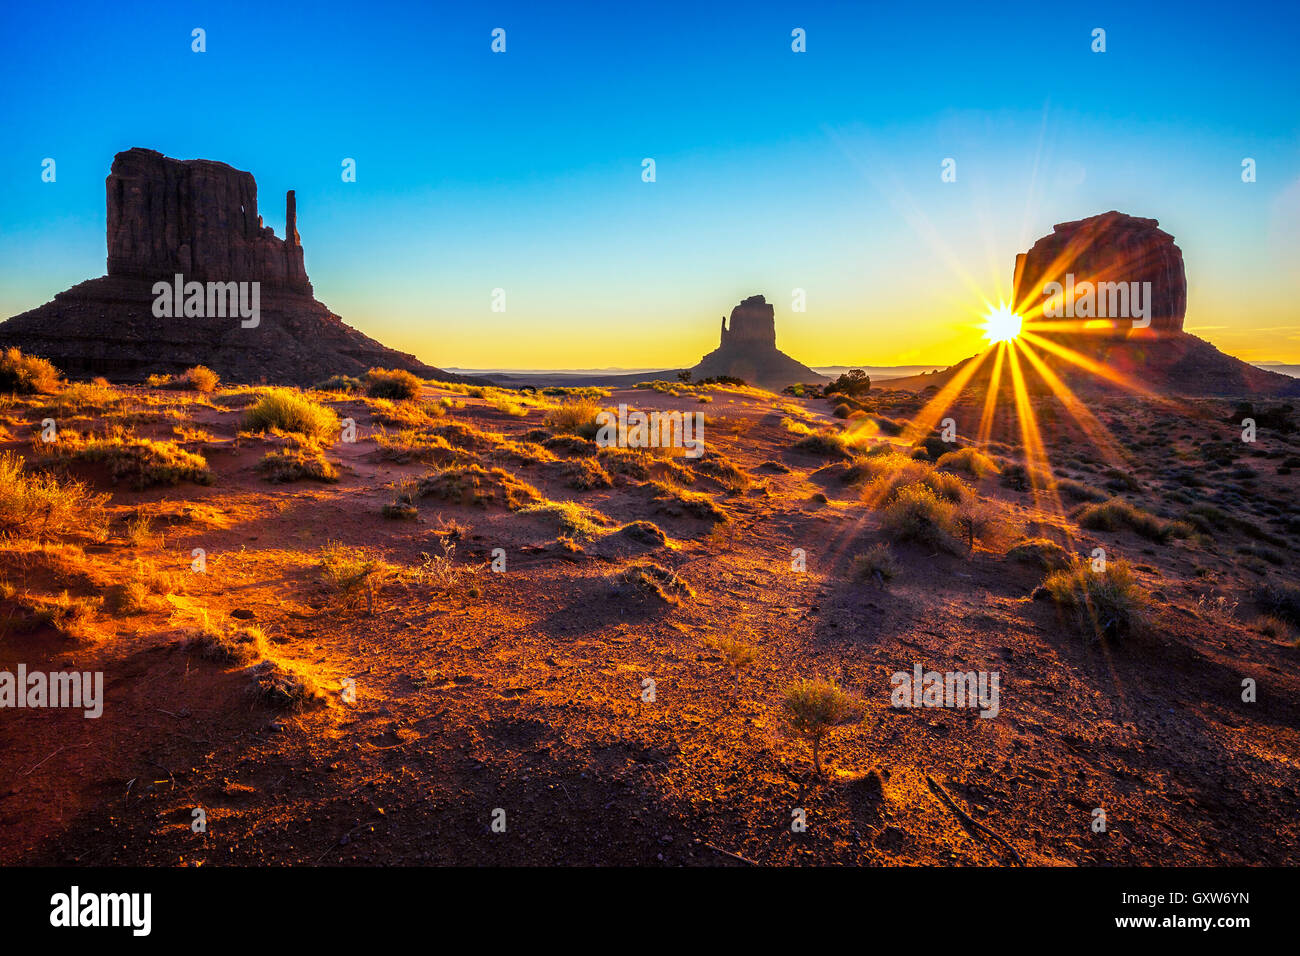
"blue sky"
2,0,1297,367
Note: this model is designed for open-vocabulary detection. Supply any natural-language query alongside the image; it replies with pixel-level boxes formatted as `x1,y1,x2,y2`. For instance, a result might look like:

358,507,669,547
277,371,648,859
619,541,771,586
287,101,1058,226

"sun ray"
1019,330,1168,401
976,340,1007,445
1013,336,1129,468
1004,338,1065,521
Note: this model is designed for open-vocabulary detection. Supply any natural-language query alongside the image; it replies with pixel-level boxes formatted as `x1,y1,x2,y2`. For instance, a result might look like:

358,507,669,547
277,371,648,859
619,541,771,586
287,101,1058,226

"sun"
982,302,1023,343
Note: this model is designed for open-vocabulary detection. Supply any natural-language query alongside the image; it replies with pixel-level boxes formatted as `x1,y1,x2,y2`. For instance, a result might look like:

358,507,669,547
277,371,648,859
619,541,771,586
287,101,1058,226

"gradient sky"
2,0,1298,369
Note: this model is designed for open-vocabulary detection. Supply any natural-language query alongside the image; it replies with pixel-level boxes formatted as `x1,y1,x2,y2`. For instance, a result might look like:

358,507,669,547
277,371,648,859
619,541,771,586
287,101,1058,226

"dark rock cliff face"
1012,210,1187,332
692,294,825,390
0,148,454,385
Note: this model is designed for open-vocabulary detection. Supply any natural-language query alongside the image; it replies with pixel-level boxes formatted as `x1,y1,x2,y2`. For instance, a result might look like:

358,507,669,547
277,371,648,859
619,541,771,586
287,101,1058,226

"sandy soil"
1,378,1297,866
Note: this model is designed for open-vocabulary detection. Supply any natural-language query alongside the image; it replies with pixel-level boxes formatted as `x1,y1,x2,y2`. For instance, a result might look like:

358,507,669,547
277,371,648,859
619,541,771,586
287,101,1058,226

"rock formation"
691,295,825,389
0,148,455,384
1012,211,1186,332
886,211,1297,397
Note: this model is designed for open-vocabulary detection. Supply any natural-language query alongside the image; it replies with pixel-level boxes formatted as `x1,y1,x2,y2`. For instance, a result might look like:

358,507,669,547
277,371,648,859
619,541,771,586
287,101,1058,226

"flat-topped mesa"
720,294,777,349
105,147,312,295
1011,210,1186,333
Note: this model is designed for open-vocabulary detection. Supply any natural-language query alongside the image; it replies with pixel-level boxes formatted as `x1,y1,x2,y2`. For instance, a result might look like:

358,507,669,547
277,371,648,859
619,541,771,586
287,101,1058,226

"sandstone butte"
690,294,827,390
0,148,455,385
891,210,1298,398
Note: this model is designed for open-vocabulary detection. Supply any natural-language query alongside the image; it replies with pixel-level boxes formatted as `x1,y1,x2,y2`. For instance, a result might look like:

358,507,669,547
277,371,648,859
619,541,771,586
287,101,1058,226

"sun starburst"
982,302,1023,343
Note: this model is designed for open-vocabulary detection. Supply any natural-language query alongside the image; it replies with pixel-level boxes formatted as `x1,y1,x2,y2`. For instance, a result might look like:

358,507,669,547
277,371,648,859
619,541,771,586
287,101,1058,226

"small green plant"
365,367,423,401
783,679,862,775
0,347,61,394
545,398,603,438
257,447,338,483
0,451,108,541
712,635,758,697
178,365,219,393
853,542,900,585
935,447,1001,478
1006,537,1070,570
1042,558,1147,640
242,389,340,442
881,482,960,552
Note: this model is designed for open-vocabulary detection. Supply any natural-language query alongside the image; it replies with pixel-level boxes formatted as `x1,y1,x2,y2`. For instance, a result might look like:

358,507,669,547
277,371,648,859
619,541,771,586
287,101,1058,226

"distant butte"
890,211,1298,398
1012,210,1187,331
691,294,826,390
0,148,456,385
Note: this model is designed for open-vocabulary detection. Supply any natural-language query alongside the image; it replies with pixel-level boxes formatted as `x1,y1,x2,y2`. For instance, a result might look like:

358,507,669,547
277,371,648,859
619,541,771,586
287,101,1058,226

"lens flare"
982,302,1023,343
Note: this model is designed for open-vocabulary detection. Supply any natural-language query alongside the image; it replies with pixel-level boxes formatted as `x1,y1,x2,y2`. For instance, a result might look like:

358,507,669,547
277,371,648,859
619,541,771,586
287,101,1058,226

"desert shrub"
936,447,1000,478
1254,615,1296,642
1255,581,1300,628
315,374,365,393
257,447,338,483
545,398,603,439
999,461,1053,492
0,451,108,541
247,659,329,710
1073,498,1187,543
1006,537,1070,570
615,520,668,548
185,619,269,665
45,381,119,415
1057,478,1108,503
318,543,396,612
518,500,611,539
178,365,219,393
853,542,899,583
365,367,423,401
1043,558,1146,639
564,457,613,490
783,679,862,775
597,446,653,479
712,636,759,686
871,416,906,437
1103,468,1141,492
610,561,694,604
1184,503,1288,548
417,464,541,509
243,389,340,442
695,453,751,492
4,588,102,638
543,435,597,458
953,500,994,549
923,469,971,503
74,437,213,489
0,348,60,394
795,428,853,459
649,481,729,523
827,369,871,398
881,482,960,552
374,428,457,465
833,403,851,419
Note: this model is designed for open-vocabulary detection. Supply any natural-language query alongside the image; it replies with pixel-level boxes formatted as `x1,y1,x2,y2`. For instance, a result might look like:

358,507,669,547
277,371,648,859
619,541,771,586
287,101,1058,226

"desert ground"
1,361,1297,866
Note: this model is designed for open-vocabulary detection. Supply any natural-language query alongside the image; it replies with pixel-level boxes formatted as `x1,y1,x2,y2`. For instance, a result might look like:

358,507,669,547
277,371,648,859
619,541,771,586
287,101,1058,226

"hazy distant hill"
1253,363,1300,379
